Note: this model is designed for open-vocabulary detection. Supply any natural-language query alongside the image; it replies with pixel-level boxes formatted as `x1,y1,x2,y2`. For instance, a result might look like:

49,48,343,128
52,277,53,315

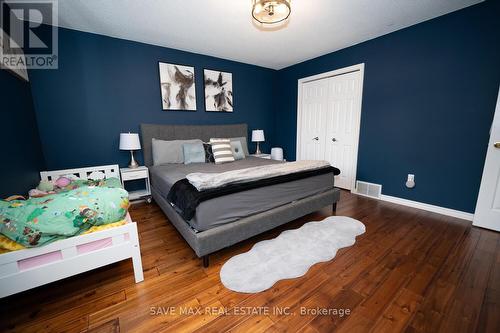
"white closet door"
324,71,362,190
473,88,500,231
298,79,328,160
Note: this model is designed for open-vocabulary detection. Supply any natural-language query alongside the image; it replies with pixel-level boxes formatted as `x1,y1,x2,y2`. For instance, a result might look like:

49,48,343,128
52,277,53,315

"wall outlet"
406,174,416,189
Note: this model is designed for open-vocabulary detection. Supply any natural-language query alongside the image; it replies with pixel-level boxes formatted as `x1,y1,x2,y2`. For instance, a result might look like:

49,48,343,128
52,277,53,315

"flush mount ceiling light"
252,0,291,25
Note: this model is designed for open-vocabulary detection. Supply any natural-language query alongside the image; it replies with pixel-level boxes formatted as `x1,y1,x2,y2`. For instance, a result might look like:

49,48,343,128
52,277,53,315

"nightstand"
251,153,271,159
120,166,152,203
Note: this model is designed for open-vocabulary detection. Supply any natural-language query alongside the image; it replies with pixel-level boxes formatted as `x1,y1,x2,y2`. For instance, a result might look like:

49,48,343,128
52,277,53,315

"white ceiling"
56,0,483,70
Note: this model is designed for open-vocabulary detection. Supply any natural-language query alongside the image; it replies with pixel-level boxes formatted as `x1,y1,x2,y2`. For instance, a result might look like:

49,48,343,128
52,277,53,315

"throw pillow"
183,142,206,165
230,141,246,160
210,138,235,164
230,137,249,156
203,143,215,163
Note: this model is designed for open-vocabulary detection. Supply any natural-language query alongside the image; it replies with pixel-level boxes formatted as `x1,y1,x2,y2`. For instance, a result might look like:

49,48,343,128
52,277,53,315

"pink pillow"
55,177,71,188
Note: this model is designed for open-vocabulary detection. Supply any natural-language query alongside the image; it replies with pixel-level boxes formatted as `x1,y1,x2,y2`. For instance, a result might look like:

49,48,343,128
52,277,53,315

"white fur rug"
220,216,365,293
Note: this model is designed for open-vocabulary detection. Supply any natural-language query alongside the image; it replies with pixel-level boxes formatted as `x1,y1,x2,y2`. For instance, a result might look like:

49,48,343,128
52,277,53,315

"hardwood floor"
1,190,499,332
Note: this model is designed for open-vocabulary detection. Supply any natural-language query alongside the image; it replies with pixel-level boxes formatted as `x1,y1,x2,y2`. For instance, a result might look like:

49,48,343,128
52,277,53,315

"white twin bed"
0,165,144,298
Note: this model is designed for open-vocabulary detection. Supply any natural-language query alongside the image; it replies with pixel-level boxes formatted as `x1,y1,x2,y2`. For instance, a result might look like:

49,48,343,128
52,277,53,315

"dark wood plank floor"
1,191,499,332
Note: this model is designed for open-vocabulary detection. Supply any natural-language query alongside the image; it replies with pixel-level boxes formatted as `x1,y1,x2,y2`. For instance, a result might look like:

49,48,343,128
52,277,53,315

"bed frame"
141,123,340,267
0,165,144,298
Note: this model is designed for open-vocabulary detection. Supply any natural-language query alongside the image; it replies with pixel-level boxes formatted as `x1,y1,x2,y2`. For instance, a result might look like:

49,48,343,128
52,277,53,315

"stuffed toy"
55,177,71,188
37,180,54,192
29,189,55,198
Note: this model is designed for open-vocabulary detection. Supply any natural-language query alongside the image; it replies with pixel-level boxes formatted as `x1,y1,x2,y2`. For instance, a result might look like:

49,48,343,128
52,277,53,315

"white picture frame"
158,62,196,111
204,69,233,112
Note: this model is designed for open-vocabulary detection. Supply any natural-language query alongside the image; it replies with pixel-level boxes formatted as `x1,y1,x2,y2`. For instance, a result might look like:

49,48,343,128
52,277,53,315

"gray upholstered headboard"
140,123,248,167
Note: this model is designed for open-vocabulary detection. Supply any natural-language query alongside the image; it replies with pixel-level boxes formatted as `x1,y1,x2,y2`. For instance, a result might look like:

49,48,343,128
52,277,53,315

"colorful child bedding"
0,178,129,248
0,219,128,253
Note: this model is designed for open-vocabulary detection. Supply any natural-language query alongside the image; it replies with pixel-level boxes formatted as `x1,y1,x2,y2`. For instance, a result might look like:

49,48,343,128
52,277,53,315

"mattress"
149,157,335,231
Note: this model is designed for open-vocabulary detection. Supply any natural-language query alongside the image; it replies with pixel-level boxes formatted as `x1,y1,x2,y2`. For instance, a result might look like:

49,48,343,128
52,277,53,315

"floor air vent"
355,181,382,199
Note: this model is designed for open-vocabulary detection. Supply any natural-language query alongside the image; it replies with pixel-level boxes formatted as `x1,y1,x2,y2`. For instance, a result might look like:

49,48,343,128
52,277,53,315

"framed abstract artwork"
158,62,196,111
204,69,233,112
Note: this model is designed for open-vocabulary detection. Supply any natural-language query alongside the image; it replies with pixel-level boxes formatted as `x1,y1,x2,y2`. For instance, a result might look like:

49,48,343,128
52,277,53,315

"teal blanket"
0,178,129,247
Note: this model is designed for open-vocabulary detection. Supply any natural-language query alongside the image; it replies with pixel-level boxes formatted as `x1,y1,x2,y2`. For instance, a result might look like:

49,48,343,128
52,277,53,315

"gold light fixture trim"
252,0,291,24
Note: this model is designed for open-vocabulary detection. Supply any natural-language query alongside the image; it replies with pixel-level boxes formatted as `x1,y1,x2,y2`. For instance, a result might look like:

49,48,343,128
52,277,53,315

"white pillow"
210,138,235,164
152,138,202,165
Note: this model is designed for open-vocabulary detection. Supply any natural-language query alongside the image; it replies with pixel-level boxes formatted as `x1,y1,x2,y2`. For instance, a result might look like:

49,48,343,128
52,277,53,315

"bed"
0,165,144,298
141,123,341,267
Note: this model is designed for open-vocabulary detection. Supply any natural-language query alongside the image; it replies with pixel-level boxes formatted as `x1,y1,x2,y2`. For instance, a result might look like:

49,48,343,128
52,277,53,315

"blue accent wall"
25,1,499,213
274,1,500,213
0,70,46,197
28,27,277,170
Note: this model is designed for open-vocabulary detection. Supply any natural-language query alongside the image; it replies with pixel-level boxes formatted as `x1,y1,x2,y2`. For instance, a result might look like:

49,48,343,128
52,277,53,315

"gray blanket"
149,157,335,231
186,160,331,191
150,157,282,195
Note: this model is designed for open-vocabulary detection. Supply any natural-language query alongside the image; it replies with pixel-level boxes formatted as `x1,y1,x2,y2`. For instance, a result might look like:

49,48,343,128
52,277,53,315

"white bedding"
186,160,331,191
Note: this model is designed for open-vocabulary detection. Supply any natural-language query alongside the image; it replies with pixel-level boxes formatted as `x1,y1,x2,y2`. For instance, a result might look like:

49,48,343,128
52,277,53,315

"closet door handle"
332,138,337,142
312,137,319,141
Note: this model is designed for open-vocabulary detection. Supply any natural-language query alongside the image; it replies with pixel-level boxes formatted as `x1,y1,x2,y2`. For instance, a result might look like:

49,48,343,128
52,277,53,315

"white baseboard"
352,191,381,199
378,194,474,221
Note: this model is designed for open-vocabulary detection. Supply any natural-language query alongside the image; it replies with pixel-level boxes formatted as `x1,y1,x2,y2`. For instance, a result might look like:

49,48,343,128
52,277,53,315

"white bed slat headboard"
40,165,121,182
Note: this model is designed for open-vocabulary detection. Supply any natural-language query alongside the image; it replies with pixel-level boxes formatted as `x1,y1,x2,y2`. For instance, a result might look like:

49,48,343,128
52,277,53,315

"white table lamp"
252,129,265,155
120,133,141,168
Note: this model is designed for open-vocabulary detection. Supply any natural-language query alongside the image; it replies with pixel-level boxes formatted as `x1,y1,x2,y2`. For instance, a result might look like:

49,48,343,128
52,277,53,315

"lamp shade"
252,130,265,142
252,0,291,25
119,133,141,150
